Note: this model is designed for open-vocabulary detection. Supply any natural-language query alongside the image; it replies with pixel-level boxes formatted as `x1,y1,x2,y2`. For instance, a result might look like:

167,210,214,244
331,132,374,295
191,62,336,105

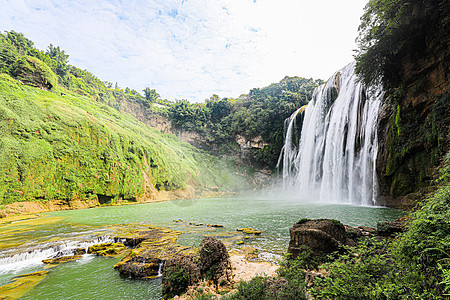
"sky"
0,0,367,102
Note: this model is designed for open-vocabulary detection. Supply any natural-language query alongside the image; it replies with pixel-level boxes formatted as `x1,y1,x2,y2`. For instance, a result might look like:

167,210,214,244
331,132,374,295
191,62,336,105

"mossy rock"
42,255,83,264
237,228,261,235
88,242,127,256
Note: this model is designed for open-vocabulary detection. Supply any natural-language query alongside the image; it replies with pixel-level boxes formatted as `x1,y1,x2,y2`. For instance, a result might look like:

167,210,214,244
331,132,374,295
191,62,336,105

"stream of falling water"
277,62,383,205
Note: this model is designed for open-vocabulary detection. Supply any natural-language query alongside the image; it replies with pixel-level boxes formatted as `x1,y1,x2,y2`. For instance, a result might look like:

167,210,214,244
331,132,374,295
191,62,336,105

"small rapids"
0,235,113,275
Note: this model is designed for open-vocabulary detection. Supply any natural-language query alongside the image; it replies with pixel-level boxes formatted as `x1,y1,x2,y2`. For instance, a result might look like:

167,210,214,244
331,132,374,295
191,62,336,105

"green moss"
384,92,449,197
0,75,249,205
394,104,402,136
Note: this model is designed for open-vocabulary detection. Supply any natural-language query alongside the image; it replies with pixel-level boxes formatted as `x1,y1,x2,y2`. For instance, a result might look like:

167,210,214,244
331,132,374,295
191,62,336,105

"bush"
11,56,57,90
162,266,189,299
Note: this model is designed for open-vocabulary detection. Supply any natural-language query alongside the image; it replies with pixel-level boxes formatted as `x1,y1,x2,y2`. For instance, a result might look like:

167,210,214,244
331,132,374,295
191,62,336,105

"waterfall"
278,62,382,205
0,235,114,275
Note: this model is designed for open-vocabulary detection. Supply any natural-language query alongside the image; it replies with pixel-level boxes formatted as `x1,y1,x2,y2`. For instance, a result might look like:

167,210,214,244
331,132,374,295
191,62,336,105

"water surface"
1,195,402,299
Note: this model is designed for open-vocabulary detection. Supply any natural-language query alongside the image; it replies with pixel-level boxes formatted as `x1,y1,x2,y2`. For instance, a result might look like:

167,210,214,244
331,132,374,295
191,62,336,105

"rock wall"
376,34,449,209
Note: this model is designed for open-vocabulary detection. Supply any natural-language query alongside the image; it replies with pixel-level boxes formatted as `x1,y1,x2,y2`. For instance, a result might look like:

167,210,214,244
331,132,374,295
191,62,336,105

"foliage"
168,77,322,166
310,157,450,299
142,87,160,107
355,0,448,88
11,56,58,90
162,266,189,299
227,276,267,300
311,238,403,300
0,73,248,204
278,246,320,272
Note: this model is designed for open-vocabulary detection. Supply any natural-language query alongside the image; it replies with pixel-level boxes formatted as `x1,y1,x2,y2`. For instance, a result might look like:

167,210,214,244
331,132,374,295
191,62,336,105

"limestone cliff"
376,34,449,209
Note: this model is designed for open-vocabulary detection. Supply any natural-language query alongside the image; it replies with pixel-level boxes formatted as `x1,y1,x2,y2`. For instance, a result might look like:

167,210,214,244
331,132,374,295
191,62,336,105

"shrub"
162,266,189,299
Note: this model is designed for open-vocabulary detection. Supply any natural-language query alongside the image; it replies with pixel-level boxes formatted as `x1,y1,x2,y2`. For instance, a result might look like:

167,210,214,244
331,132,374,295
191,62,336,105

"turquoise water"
1,195,402,299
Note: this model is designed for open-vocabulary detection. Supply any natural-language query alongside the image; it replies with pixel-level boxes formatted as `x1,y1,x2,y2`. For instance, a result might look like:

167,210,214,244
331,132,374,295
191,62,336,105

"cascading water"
278,62,382,205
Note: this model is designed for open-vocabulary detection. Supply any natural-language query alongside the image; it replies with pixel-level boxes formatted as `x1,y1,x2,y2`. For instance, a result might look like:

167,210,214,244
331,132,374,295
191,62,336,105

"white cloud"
0,0,366,102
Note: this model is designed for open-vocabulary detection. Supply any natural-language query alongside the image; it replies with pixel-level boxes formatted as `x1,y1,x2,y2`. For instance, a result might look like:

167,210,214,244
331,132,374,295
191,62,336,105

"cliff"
376,33,449,209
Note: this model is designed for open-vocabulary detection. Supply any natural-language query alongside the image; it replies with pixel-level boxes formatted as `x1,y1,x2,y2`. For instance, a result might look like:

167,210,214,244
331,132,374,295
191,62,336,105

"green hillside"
0,72,247,205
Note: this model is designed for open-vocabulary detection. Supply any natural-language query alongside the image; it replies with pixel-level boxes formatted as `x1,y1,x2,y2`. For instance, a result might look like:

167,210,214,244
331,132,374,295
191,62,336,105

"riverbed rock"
199,236,231,285
42,255,83,265
288,219,346,257
237,228,261,235
88,242,127,256
114,227,190,279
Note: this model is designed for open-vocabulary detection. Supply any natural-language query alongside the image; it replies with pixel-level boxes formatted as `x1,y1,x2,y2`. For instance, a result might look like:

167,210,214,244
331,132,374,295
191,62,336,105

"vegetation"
0,31,249,205
168,77,322,167
162,266,189,299
312,179,449,298
355,0,448,88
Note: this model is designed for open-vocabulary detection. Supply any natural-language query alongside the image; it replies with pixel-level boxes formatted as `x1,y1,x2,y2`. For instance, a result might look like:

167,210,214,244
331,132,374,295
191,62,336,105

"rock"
288,219,346,257
207,224,223,228
88,242,127,256
377,218,407,236
42,255,83,264
116,256,163,278
237,228,261,235
73,248,87,255
162,237,232,299
114,227,189,279
345,225,376,245
199,236,231,285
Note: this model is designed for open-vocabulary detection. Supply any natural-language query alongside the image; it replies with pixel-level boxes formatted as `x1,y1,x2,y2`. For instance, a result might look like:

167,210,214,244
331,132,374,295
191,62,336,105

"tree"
143,87,160,103
5,31,34,55
355,0,448,88
46,44,69,80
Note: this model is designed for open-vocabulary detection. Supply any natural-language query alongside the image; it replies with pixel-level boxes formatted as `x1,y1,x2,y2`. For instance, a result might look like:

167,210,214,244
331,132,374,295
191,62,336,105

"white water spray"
278,62,382,205
0,235,113,275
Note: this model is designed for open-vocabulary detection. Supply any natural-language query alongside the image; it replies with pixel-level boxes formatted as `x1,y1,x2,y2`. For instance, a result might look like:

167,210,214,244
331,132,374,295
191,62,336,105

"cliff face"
376,35,449,209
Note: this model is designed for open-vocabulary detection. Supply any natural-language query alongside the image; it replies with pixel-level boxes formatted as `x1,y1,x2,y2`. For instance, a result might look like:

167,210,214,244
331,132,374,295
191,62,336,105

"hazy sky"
1,0,366,102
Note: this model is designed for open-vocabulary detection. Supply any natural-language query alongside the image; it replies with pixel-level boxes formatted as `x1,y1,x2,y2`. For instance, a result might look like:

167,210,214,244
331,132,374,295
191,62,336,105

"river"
0,194,402,299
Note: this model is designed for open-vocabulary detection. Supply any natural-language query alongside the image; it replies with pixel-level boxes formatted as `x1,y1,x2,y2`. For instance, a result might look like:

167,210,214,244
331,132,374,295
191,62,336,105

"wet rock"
88,242,127,256
42,255,83,264
345,225,377,245
115,229,174,248
117,256,163,278
237,228,261,235
114,227,190,279
73,248,87,255
207,224,223,228
288,219,346,257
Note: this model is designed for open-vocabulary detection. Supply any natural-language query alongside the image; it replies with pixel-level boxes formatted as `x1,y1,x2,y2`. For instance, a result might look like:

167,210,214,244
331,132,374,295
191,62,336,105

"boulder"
116,256,163,278
287,219,346,258
199,236,231,285
162,237,232,298
237,228,261,235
